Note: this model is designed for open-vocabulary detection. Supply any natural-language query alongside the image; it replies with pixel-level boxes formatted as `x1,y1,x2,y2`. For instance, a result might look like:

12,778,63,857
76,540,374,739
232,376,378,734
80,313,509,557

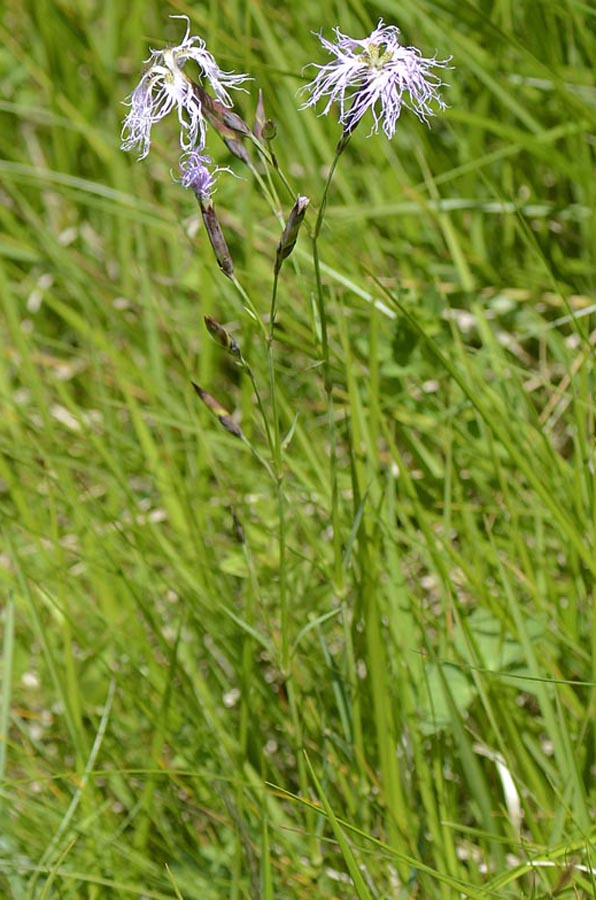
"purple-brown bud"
204,315,242,358
253,89,266,141
191,382,243,439
199,198,234,279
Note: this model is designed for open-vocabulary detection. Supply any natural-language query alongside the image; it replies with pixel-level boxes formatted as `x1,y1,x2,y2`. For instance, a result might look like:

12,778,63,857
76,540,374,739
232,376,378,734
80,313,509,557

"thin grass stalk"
311,134,350,386
0,590,14,789
380,284,596,580
260,818,274,899
230,275,268,340
249,133,296,203
303,751,375,900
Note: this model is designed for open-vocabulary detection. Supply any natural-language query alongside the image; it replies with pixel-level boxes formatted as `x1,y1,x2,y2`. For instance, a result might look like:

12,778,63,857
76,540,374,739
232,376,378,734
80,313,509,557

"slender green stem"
245,157,285,226
249,134,296,204
265,254,316,854
243,361,275,465
231,275,268,340
312,132,351,242
269,270,280,343
264,206,311,830
226,274,277,471
232,249,288,672
240,434,277,483
311,132,351,387
311,132,351,588
266,268,288,670
277,474,289,673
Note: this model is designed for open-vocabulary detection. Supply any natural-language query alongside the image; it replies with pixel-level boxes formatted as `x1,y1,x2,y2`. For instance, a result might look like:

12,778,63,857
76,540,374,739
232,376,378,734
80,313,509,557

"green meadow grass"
1,0,595,897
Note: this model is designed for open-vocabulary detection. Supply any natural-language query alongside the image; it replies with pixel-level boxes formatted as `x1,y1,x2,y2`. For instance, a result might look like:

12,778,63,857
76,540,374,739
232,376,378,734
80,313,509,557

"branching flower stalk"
121,14,316,821
203,315,277,471
179,155,282,501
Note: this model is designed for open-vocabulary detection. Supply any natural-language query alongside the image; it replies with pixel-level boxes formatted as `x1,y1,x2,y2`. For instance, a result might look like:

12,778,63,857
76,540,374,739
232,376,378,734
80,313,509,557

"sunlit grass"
1,1,595,897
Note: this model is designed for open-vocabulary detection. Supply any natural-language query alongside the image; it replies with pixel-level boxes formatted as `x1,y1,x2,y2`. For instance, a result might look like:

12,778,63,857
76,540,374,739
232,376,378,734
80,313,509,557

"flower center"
360,42,394,71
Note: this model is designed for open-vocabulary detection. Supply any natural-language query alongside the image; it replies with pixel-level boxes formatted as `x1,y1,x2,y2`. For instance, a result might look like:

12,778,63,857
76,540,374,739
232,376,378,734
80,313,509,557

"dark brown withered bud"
204,316,242,359
193,83,251,135
274,196,310,274
223,136,251,165
191,382,243,439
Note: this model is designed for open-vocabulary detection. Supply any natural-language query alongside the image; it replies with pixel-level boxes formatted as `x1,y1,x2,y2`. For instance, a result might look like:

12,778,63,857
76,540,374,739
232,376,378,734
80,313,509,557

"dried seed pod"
193,83,252,164
193,82,251,135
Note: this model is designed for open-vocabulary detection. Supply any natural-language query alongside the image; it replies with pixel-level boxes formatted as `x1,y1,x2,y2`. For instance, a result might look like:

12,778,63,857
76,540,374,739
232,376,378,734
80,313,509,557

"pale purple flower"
301,20,451,138
178,151,229,200
121,15,249,159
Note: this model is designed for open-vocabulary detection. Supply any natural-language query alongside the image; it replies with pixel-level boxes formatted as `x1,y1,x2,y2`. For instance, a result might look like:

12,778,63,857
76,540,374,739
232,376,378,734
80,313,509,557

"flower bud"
262,119,277,142
191,382,243,439
204,315,242,358
199,198,234,279
275,196,310,274
253,89,266,141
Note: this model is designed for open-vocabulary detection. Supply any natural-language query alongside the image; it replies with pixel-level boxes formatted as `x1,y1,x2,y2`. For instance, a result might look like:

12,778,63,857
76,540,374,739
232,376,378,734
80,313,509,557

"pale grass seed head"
301,19,452,138
121,15,250,160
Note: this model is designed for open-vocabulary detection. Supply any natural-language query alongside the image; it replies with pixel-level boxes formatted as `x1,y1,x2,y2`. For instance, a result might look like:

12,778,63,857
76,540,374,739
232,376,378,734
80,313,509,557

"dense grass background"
1,0,595,897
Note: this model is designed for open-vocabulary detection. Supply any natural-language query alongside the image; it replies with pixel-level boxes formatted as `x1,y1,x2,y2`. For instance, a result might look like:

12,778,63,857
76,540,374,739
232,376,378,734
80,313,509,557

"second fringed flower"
301,19,451,139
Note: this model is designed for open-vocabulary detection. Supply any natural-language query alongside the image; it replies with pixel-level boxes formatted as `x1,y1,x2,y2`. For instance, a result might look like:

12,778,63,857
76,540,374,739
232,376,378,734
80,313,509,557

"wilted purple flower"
179,151,218,199
121,15,249,159
178,151,234,198
301,20,451,138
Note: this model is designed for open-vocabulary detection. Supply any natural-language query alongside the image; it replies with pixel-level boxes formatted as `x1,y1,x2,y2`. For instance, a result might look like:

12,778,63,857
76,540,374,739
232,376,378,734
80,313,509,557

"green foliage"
1,0,595,897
